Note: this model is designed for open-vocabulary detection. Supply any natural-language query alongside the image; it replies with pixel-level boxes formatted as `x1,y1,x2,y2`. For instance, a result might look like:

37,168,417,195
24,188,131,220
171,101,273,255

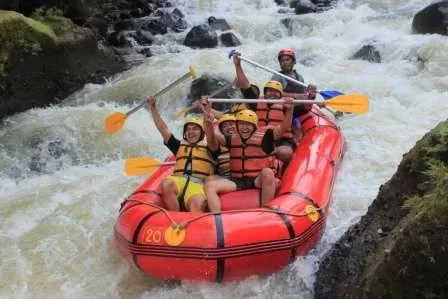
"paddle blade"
320,90,344,100
189,65,197,79
174,107,190,120
105,112,127,135
326,94,370,114
125,157,163,176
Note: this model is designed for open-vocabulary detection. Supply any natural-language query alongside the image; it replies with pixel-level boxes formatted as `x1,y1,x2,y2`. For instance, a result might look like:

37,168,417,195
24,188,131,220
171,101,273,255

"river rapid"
1,0,447,298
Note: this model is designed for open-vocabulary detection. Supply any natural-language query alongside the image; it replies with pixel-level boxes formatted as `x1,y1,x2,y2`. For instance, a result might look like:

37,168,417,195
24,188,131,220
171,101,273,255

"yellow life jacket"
173,140,215,180
217,146,230,176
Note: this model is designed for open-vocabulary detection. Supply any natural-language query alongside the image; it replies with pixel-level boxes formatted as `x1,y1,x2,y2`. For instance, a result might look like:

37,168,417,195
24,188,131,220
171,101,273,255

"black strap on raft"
177,175,190,212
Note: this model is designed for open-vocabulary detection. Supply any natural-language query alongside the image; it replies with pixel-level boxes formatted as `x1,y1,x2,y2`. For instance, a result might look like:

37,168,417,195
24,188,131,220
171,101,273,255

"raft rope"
123,198,329,230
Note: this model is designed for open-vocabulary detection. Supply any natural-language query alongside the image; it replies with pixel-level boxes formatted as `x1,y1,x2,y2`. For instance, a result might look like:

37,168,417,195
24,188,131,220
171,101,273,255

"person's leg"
254,168,276,205
204,175,220,184
187,195,207,212
161,176,181,211
204,178,237,212
184,181,207,212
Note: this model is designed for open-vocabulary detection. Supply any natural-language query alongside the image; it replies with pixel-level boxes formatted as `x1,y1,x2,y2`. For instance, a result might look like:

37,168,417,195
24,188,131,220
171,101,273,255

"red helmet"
278,48,296,62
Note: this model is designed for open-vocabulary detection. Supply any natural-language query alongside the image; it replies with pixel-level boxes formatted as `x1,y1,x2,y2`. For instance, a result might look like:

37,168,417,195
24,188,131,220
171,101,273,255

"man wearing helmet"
145,96,216,212
231,52,296,162
274,48,317,104
202,98,294,212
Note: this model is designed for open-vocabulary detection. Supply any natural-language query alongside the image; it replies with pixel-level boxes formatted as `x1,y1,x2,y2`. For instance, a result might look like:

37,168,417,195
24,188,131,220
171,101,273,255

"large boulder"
314,119,448,298
187,74,242,113
0,10,125,120
184,24,218,48
220,32,241,47
412,1,448,35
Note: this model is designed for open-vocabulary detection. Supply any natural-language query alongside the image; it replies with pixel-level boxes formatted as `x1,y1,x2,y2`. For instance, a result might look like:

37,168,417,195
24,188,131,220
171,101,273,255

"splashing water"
1,0,447,298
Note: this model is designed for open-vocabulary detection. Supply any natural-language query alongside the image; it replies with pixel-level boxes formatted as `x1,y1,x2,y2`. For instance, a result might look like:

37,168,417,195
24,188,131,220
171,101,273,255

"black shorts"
229,177,256,190
275,138,296,150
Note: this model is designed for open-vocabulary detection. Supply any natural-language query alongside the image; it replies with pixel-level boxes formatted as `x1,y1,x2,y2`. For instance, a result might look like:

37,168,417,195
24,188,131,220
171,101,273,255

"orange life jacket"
256,102,293,140
229,128,277,178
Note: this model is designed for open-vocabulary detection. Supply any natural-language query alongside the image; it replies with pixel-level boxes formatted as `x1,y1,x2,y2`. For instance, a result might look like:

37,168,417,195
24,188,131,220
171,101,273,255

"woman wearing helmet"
202,98,294,213
146,96,216,212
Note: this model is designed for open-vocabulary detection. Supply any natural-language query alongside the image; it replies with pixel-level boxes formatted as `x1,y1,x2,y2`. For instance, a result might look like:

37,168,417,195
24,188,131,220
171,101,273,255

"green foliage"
404,158,448,210
0,10,56,76
31,6,75,36
428,124,448,154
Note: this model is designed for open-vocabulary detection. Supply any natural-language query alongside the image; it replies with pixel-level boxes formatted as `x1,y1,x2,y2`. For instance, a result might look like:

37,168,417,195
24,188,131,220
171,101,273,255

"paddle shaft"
238,55,313,90
208,98,322,104
126,71,193,117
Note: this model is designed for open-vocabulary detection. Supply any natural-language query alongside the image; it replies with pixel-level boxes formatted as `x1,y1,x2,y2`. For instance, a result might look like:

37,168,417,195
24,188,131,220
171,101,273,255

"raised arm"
273,97,294,140
233,52,251,89
146,96,171,143
202,97,225,152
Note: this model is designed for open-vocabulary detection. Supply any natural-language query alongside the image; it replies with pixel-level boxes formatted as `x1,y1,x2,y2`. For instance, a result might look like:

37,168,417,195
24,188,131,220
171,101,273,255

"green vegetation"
363,120,448,297
0,10,56,76
31,6,75,36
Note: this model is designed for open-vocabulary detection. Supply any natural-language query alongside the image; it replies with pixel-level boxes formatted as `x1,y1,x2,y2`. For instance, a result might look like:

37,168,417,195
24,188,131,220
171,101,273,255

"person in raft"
201,98,294,213
273,48,317,102
145,96,216,212
230,53,295,163
213,113,236,177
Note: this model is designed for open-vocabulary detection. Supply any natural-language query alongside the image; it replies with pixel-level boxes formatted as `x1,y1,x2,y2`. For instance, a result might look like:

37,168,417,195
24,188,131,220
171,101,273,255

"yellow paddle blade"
189,65,197,79
105,112,127,135
125,157,162,176
125,157,176,176
325,94,370,114
173,107,191,120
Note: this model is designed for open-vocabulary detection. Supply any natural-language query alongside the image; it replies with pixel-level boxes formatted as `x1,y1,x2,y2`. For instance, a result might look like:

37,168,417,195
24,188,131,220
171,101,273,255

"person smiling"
202,97,294,212
145,96,216,212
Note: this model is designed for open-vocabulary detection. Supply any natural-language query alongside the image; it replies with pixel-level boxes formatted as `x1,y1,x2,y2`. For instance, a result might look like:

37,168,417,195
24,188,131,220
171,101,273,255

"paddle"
105,66,197,135
228,50,348,100
208,94,369,114
173,81,235,120
125,157,175,176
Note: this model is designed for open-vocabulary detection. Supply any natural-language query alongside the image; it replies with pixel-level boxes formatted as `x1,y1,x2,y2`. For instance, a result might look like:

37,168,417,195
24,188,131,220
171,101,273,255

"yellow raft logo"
164,225,186,246
305,205,319,222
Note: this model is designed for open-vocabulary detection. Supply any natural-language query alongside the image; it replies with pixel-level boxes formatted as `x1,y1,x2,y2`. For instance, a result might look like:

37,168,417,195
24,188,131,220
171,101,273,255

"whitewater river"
1,0,447,298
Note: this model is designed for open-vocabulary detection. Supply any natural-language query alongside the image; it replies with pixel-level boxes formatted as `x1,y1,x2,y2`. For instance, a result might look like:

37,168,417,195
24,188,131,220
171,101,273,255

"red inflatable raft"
114,106,346,282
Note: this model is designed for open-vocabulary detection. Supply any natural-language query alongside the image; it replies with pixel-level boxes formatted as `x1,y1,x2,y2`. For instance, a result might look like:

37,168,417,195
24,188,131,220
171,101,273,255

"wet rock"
184,24,218,48
314,120,448,298
155,7,187,32
220,32,241,47
208,16,231,31
139,47,152,57
412,0,448,35
292,0,337,13
141,18,168,35
188,74,242,112
274,0,287,6
294,1,318,15
0,11,125,120
108,31,134,47
350,45,381,63
114,19,137,31
130,8,144,18
0,0,20,10
134,29,154,46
